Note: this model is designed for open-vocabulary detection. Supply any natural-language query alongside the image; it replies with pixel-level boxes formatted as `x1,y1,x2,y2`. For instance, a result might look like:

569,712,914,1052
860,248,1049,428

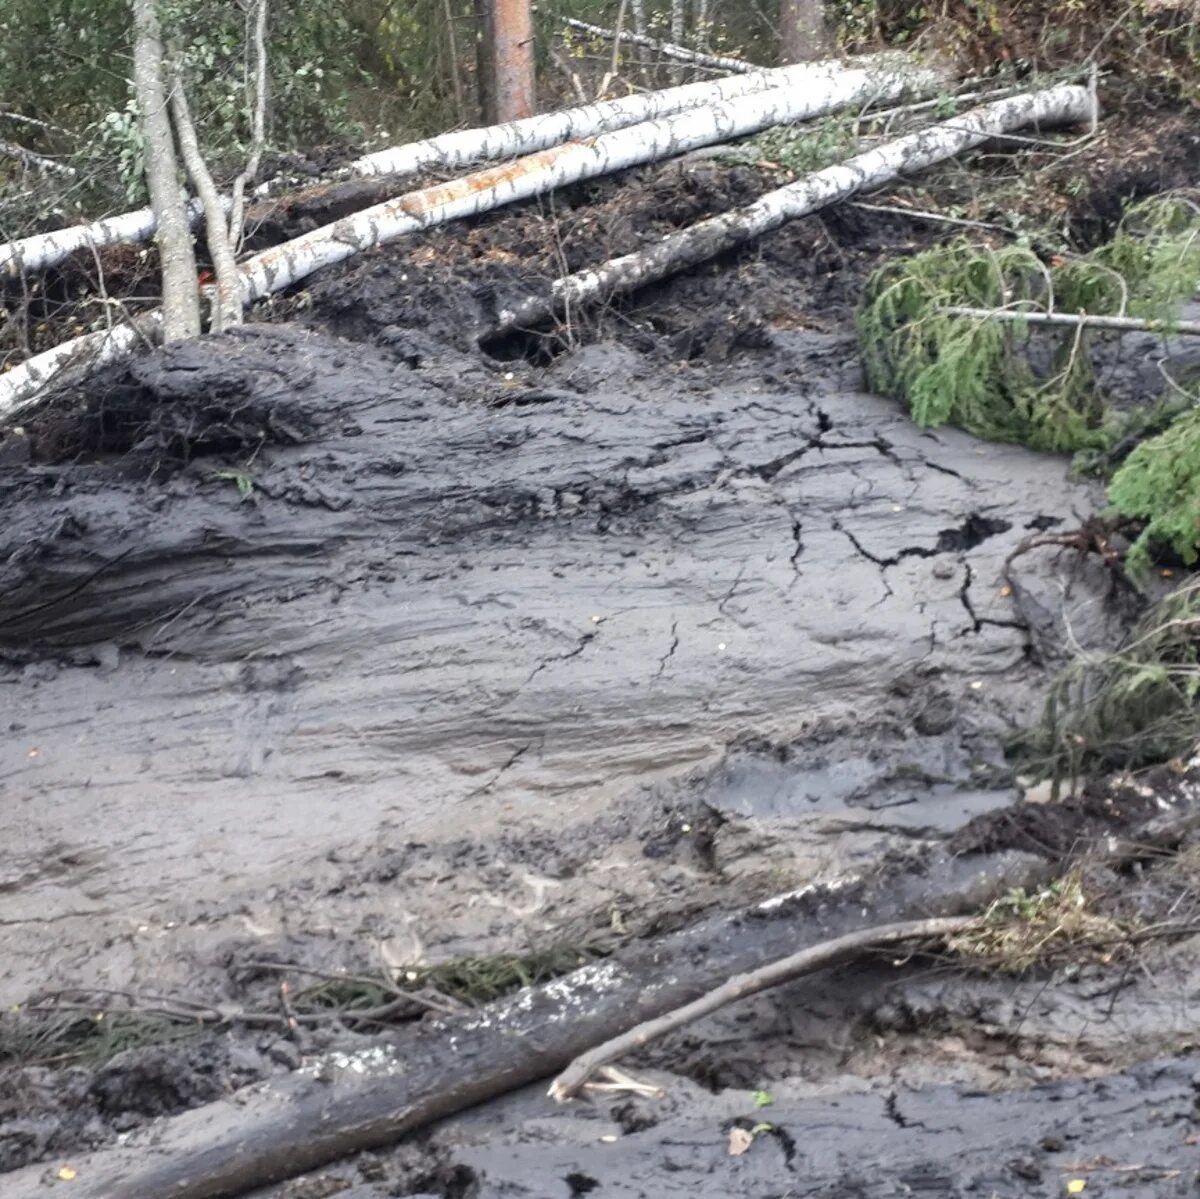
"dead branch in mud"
562,15,753,73
549,915,975,1102
0,849,1052,1199
940,304,1200,336
486,83,1095,339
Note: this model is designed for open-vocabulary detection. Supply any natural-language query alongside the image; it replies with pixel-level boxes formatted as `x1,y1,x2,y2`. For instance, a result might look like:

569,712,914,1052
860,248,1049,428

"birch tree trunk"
131,0,200,342
238,57,946,301
779,0,828,64
1,51,906,276
488,84,1097,337
0,56,948,423
168,65,242,331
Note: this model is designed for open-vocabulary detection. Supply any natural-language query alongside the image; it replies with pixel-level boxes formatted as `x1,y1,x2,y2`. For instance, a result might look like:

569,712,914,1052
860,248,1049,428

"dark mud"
1,158,1195,1193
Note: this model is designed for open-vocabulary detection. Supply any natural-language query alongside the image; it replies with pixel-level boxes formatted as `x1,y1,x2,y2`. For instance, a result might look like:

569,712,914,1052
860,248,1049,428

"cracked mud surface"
1,168,1194,1194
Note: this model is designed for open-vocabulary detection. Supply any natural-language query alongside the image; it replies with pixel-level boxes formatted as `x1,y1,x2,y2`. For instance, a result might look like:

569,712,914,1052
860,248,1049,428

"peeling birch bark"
0,56,946,423
488,84,1098,338
238,58,947,302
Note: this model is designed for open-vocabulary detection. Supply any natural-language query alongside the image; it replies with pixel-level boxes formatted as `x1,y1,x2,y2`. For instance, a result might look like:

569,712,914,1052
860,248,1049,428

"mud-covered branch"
0,849,1051,1199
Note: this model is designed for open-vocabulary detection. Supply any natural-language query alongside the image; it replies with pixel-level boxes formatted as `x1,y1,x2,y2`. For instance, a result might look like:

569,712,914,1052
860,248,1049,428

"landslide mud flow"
0,175,1190,1194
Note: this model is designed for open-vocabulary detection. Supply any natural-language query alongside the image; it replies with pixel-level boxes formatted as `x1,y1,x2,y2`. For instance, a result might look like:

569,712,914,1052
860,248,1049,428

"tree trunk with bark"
779,0,828,63
0,56,949,422
487,84,1096,338
130,0,200,342
490,0,535,121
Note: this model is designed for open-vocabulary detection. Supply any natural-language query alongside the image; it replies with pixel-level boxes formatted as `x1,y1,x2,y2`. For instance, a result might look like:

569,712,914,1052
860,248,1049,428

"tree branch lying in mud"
0,51,910,279
549,915,974,1102
0,56,947,424
2,849,1052,1199
486,83,1096,339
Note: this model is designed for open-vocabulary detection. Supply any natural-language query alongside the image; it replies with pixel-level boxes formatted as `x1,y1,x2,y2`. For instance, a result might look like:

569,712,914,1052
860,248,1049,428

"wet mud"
1,161,1196,1194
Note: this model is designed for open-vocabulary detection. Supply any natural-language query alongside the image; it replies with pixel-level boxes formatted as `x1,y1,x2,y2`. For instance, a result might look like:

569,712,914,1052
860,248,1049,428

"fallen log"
0,56,946,424
561,15,754,73
0,52,910,277
0,848,1051,1199
486,83,1097,338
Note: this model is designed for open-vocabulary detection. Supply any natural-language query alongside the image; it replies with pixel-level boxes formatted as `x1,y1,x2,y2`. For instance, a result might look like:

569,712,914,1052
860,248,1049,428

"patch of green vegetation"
731,114,859,177
860,195,1200,569
0,1006,202,1070
947,872,1126,975
1015,576,1200,785
859,195,1200,456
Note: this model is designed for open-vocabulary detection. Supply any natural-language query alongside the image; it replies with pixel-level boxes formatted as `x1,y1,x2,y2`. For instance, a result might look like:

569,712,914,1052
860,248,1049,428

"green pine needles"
858,193,1200,571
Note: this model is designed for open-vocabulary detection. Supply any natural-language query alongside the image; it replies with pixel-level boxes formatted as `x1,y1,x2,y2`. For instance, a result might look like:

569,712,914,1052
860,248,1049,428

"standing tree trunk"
779,0,828,63
490,0,534,121
168,64,242,331
131,0,200,341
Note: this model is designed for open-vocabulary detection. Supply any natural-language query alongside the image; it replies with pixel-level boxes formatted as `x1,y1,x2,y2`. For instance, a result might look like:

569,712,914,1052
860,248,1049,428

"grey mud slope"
0,322,1114,1003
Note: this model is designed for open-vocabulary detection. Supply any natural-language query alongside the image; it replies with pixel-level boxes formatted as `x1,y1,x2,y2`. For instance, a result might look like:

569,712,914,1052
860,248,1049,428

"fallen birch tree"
0,56,946,423
486,83,1097,338
561,14,753,73
0,51,916,278
0,848,1052,1199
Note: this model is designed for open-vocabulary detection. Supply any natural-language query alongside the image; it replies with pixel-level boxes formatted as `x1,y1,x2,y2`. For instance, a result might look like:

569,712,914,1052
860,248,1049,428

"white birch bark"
131,0,201,341
490,84,1097,336
169,68,242,331
238,57,947,302
0,316,160,426
0,51,910,277
562,16,749,72
0,57,948,423
347,52,906,175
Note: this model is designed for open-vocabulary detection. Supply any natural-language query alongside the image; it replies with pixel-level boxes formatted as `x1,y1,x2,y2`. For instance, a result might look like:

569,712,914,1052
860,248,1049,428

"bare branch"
550,916,975,1102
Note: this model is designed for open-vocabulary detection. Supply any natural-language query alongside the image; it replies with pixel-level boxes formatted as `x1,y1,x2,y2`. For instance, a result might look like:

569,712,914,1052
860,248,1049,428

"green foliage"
858,197,1200,457
731,115,859,176
1110,406,1200,574
858,241,1110,453
1015,577,1200,783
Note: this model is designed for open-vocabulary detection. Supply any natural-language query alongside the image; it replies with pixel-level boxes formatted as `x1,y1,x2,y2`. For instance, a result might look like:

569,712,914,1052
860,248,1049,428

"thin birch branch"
562,15,755,73
0,138,76,178
550,916,976,1102
227,0,269,253
168,64,242,331
939,305,1200,337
